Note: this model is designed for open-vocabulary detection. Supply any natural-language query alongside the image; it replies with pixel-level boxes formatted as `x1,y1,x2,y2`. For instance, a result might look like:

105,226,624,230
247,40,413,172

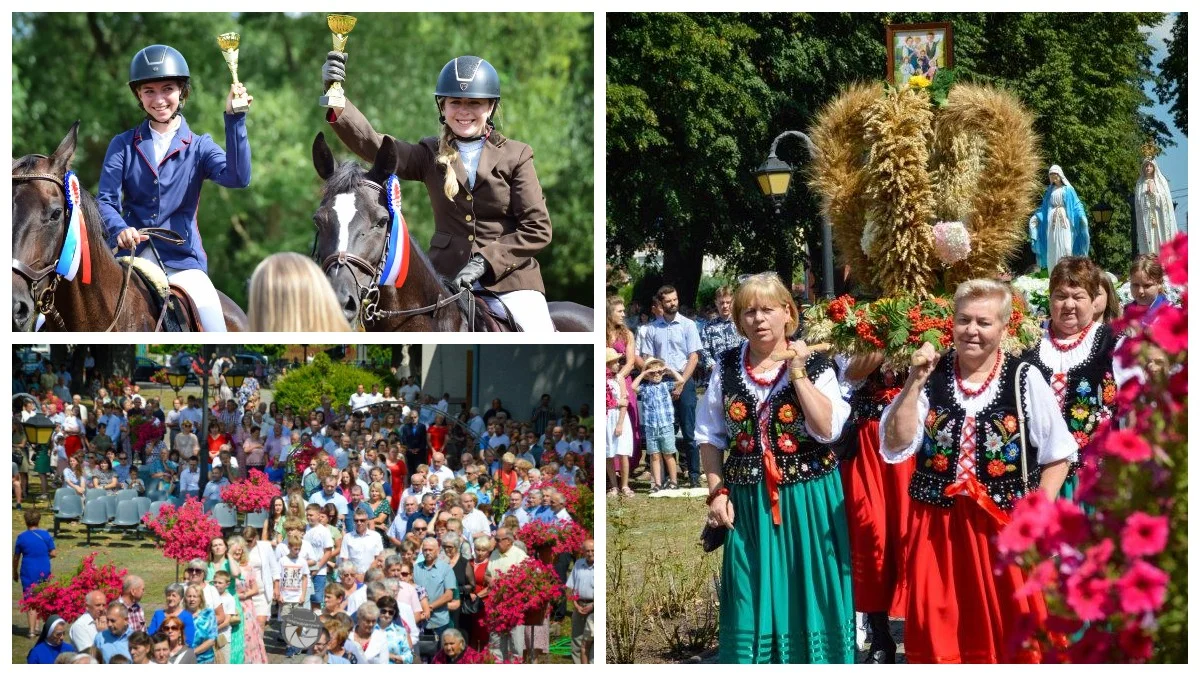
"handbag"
416,628,439,660
699,518,726,553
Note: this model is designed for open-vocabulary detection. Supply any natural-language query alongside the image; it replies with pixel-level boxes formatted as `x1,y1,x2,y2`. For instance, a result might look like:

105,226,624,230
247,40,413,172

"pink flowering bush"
142,496,224,564
220,469,281,513
997,233,1187,664
19,553,126,623
483,559,565,633
129,414,165,454
517,519,590,557
529,478,594,532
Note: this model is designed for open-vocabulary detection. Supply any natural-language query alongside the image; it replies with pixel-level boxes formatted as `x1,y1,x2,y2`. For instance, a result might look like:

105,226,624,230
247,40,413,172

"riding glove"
453,253,488,290
322,51,347,89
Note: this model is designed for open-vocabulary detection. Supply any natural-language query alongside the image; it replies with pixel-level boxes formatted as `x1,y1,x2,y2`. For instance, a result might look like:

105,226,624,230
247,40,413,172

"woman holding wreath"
880,279,1076,663
697,273,854,664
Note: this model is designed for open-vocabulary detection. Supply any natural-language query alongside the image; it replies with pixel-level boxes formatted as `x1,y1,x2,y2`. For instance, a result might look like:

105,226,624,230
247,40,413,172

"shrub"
19,553,126,623
272,352,383,413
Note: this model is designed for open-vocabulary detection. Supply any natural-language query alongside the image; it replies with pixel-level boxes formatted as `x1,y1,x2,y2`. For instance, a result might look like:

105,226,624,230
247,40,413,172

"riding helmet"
128,45,191,95
434,56,501,100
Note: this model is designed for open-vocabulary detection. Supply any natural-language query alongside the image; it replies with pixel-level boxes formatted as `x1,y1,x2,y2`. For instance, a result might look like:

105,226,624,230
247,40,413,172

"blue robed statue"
1029,164,1089,271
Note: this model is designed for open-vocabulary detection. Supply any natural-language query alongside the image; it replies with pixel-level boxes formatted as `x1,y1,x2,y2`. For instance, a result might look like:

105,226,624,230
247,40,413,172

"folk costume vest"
720,348,838,488
849,367,906,423
909,353,1040,513
1022,323,1117,471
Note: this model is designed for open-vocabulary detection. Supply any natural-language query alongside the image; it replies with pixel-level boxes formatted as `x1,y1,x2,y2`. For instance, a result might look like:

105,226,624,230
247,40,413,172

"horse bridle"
12,168,141,332
313,177,472,328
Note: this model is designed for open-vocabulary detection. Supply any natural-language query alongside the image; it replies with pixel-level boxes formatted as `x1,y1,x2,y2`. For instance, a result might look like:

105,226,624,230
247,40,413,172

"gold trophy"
217,32,250,113
320,14,357,109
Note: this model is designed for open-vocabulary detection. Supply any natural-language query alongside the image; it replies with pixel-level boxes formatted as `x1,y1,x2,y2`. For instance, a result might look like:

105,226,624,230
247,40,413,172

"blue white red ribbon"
378,174,411,287
55,171,92,284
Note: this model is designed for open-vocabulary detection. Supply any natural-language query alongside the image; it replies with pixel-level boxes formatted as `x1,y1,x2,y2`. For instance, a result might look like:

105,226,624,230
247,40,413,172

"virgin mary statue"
1135,157,1178,256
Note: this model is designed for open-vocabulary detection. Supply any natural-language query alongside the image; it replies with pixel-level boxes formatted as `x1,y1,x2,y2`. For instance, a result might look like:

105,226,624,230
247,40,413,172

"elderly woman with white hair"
342,600,389,664
880,278,1076,663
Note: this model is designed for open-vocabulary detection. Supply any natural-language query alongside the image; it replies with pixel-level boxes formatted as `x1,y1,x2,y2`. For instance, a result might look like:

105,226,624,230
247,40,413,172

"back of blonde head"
248,252,352,332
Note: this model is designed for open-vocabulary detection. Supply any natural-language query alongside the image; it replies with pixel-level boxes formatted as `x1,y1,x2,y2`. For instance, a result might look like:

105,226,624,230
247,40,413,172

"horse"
12,123,248,332
311,132,594,332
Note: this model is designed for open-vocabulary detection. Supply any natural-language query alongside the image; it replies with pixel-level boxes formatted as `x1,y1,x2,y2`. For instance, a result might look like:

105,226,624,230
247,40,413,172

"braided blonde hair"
435,121,461,201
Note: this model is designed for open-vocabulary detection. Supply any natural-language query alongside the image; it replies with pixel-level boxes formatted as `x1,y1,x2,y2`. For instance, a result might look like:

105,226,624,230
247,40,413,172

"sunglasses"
164,626,181,632
399,571,412,577
354,518,368,523
378,609,395,616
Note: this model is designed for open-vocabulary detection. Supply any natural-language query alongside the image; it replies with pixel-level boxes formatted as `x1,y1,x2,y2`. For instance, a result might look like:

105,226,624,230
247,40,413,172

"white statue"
1134,157,1178,257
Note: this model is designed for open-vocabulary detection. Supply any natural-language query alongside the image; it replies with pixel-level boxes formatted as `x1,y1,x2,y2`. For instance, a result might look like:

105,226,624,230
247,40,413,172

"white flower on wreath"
936,428,954,448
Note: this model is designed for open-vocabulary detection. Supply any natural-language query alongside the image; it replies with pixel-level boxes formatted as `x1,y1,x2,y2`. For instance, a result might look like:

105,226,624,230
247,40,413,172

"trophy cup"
217,32,250,113
320,14,358,109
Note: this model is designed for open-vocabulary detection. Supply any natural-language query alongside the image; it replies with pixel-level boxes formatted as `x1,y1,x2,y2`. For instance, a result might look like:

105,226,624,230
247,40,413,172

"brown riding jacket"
327,99,550,295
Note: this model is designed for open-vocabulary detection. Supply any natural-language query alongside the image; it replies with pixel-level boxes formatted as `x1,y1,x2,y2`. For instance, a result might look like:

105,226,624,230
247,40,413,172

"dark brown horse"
12,123,247,332
311,132,593,332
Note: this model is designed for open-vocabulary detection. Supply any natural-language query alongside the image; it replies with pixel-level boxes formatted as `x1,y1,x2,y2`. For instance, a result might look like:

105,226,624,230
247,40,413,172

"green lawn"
12,492,573,664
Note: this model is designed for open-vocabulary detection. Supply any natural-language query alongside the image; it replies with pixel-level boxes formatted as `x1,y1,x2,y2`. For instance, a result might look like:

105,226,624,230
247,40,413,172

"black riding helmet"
128,45,191,115
434,56,500,125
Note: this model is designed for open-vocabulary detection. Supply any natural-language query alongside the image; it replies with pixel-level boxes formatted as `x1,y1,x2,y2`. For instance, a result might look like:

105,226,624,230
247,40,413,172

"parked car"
17,349,42,376
132,356,160,383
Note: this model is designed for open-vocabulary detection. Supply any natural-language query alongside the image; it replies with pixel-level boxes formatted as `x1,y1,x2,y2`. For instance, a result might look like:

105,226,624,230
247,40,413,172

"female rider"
97,44,253,332
321,53,554,331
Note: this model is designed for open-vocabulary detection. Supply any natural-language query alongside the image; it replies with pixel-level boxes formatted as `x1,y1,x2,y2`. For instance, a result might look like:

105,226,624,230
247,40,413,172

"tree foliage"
12,12,593,307
271,351,382,412
607,12,1173,304
1155,13,1186,134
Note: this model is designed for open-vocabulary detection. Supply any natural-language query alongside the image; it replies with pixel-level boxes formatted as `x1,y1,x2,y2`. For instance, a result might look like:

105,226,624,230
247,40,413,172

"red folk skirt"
839,419,913,616
903,495,1048,663
64,435,83,459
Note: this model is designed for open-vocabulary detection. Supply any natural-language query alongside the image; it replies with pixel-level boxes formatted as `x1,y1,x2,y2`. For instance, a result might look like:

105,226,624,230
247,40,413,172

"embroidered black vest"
849,367,907,423
909,352,1041,511
1021,324,1117,469
719,347,838,485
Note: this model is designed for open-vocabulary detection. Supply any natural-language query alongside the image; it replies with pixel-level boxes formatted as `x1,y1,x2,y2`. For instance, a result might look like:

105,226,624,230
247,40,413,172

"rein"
315,176,473,329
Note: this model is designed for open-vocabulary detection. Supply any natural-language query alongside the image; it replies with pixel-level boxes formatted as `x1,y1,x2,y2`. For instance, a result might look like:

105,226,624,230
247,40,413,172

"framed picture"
886,22,953,84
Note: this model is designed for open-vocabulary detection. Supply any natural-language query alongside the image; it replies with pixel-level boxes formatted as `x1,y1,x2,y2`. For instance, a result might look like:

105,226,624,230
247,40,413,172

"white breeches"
137,250,226,332
478,288,554,332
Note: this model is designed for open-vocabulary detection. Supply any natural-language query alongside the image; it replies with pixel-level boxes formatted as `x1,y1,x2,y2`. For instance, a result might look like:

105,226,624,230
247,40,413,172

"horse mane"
324,157,488,330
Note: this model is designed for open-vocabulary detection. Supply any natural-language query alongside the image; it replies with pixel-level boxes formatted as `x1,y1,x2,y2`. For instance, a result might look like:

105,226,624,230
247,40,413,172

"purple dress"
611,338,643,467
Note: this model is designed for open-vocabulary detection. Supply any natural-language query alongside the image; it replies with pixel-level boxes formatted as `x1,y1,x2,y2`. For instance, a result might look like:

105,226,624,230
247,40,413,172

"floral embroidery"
922,409,955,472
777,404,796,424
1066,376,1109,448
987,459,1008,477
1003,442,1020,462
1076,380,1092,396
735,432,754,455
728,400,748,422
1073,431,1091,449
1070,404,1089,421
935,428,954,448
1101,374,1116,406
778,433,798,455
932,454,950,472
1002,415,1018,434
925,409,938,427
984,435,1003,455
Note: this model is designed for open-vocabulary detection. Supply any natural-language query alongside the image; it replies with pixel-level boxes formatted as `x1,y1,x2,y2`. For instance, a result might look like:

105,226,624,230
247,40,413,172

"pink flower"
1046,498,1091,552
1066,627,1113,664
998,490,1056,555
1064,570,1111,621
1100,429,1152,463
1015,559,1058,599
1116,559,1169,614
1120,512,1168,558
1159,233,1187,285
1147,305,1188,354
1117,622,1154,662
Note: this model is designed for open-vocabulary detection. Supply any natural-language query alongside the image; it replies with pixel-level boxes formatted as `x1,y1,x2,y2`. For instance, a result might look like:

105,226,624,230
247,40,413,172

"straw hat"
605,347,621,363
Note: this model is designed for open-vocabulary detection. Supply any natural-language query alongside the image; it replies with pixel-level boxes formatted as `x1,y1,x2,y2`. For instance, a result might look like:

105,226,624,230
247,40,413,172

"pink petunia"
997,491,1055,554
1116,559,1169,614
1015,558,1058,599
1117,622,1154,662
1147,305,1188,354
1049,499,1092,551
1100,429,1152,463
1120,511,1169,558
1158,233,1187,286
1064,570,1112,622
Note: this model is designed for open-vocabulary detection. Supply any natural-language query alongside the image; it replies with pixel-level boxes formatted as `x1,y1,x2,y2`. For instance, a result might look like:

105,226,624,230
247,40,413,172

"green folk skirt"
718,475,856,664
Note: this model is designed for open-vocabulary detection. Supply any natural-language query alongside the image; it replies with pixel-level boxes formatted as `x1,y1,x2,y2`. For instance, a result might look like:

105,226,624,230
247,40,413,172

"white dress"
1046,186,1072,273
605,377,633,458
1135,162,1179,256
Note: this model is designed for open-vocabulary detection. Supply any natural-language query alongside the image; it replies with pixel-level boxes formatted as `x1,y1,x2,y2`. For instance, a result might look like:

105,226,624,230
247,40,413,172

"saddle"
471,289,522,332
113,228,203,331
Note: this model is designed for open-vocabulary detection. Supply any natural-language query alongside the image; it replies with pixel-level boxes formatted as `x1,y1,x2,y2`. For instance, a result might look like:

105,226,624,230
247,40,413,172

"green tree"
272,351,381,412
13,12,593,308
1155,13,1186,134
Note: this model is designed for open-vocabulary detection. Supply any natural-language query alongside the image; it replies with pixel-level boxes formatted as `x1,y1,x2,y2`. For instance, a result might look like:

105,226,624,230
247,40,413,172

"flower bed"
220,469,281,513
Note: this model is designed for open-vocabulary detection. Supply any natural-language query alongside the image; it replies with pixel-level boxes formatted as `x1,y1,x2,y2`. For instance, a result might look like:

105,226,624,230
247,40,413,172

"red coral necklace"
955,351,1002,398
744,351,783,386
1049,321,1093,352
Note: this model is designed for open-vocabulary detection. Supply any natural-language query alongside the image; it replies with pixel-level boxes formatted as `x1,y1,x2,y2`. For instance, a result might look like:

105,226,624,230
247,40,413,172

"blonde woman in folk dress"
697,274,854,664
880,279,1076,663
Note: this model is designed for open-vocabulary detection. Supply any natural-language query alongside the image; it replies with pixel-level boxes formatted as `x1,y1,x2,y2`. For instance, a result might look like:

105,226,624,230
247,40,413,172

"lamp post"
754,130,835,299
198,345,214,495
1091,201,1113,228
23,413,56,500
166,366,189,396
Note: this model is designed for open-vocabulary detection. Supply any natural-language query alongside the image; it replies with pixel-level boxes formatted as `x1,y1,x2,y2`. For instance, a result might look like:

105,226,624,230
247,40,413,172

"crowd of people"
605,250,1176,663
13,355,595,664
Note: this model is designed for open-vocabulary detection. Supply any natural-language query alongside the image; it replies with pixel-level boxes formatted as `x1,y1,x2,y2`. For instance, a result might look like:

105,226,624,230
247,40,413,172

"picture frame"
886,22,953,85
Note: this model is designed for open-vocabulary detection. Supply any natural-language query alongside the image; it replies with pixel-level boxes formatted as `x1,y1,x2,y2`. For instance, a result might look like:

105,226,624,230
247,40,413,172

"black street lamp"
223,366,248,391
1091,201,1113,227
166,366,189,396
22,413,56,447
755,130,836,299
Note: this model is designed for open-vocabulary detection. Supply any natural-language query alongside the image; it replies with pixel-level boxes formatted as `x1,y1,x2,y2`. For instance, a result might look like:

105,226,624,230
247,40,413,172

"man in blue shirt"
178,456,200,499
412,537,456,638
94,601,132,662
639,285,704,487
309,475,349,518
201,467,229,502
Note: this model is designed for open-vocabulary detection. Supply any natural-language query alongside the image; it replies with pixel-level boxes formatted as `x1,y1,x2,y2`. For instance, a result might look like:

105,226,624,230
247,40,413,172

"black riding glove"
454,254,488,290
322,51,347,90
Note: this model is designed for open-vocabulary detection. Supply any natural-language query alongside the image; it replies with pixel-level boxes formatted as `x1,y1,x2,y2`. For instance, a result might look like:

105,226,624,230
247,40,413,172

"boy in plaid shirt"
632,358,684,492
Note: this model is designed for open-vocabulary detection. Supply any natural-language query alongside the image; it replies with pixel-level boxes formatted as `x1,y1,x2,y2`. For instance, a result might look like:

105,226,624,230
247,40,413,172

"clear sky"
1142,13,1187,230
